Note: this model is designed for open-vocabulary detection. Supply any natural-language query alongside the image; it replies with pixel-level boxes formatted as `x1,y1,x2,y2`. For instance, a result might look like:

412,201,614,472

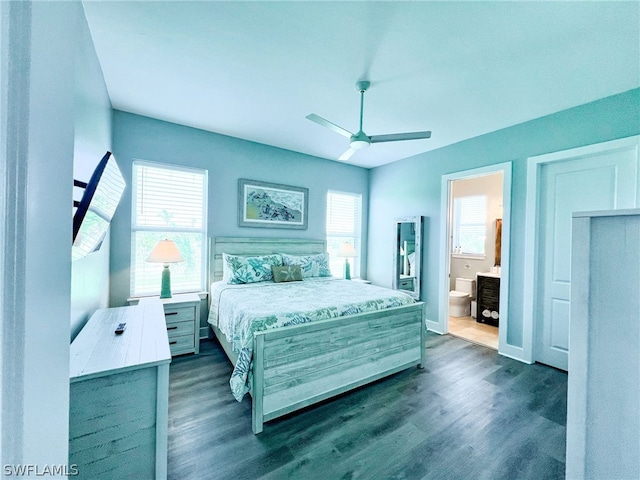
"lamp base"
160,264,172,299
344,259,351,280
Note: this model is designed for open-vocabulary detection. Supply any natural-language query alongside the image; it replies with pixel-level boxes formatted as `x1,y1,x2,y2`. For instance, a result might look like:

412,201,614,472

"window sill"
451,254,485,260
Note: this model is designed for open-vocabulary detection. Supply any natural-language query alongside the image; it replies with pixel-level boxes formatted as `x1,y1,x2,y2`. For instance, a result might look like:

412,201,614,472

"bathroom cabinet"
476,273,500,326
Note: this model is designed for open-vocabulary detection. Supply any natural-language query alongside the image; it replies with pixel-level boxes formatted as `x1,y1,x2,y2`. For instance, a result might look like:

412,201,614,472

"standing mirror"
392,216,423,299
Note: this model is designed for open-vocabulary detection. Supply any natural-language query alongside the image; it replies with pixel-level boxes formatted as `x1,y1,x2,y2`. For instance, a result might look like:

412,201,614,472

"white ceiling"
83,1,639,168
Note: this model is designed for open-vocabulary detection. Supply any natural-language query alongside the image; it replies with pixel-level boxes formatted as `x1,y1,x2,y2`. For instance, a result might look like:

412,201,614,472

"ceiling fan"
306,80,431,161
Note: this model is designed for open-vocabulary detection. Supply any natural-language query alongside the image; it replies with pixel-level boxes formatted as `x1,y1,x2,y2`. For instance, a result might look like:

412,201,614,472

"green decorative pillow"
281,253,331,278
271,265,303,283
222,253,282,284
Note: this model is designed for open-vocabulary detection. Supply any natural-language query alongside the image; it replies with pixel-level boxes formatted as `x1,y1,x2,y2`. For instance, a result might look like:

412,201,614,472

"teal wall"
70,5,113,341
109,111,369,311
368,88,640,349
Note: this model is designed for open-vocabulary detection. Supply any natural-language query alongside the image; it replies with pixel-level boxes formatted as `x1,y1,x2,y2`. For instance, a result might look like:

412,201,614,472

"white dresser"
69,300,171,479
567,209,640,480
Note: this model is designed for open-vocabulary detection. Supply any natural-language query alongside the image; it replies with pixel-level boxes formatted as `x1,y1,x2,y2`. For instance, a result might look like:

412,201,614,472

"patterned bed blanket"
207,278,415,401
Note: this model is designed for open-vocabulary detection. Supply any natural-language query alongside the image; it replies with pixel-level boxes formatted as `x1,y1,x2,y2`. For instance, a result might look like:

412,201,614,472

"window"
131,161,207,297
326,191,362,278
452,194,486,255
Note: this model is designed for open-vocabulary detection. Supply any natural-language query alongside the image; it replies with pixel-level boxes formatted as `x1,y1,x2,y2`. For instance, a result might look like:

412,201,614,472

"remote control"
115,322,126,335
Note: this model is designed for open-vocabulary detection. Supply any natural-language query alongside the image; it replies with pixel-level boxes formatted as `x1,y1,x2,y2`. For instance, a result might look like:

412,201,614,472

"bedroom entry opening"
446,171,504,350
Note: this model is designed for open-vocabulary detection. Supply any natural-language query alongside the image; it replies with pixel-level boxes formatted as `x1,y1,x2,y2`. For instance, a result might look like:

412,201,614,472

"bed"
207,237,426,434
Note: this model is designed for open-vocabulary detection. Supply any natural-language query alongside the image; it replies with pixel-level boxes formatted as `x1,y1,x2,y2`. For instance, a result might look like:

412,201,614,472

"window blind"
131,161,207,296
326,191,362,277
453,195,487,255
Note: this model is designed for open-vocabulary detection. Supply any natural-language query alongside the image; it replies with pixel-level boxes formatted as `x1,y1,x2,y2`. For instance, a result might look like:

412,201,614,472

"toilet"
449,278,476,317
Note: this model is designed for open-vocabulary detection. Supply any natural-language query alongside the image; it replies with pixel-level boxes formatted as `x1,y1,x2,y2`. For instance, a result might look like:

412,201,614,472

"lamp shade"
146,239,184,264
337,242,356,257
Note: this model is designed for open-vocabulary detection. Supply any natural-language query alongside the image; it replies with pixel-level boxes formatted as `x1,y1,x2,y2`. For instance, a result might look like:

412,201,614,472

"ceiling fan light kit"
306,80,432,161
350,132,370,150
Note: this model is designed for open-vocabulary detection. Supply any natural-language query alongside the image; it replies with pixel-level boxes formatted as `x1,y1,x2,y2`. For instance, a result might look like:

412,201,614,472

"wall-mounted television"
72,151,125,261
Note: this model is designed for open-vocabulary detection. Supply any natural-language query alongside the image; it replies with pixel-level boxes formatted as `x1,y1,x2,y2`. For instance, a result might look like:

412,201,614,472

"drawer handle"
165,312,178,316
169,341,177,345
167,326,178,331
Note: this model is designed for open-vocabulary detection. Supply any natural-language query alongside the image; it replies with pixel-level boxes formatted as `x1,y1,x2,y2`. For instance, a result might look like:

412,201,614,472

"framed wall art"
238,179,308,229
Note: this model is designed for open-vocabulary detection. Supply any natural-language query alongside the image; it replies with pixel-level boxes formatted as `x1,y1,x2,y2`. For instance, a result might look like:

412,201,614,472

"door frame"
435,162,516,359
0,0,7,460
522,136,640,364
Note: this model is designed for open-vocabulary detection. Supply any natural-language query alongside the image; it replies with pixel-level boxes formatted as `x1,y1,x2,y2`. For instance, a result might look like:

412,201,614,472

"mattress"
207,277,415,401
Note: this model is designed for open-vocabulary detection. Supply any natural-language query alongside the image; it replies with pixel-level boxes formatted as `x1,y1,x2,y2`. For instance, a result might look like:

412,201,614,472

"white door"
535,147,639,370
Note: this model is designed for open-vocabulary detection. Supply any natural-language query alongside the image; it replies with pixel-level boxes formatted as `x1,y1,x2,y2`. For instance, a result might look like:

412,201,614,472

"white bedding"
207,277,415,401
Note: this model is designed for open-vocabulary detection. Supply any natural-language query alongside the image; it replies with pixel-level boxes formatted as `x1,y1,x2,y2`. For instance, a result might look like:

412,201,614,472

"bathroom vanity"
476,272,500,326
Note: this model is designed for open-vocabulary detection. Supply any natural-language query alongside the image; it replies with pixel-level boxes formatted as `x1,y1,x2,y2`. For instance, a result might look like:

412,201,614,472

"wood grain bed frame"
208,237,426,434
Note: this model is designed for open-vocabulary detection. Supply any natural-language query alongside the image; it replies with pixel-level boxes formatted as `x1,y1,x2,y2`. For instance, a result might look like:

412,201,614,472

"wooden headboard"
208,237,327,284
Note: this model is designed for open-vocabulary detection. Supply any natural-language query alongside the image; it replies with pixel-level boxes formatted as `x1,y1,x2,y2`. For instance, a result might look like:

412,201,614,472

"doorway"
434,162,513,357
447,172,502,349
522,136,640,369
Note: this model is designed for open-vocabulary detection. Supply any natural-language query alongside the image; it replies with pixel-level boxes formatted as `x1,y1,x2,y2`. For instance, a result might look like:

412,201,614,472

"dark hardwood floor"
168,332,567,480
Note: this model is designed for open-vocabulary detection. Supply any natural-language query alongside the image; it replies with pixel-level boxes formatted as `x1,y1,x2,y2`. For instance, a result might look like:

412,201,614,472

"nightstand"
157,293,201,356
398,275,414,290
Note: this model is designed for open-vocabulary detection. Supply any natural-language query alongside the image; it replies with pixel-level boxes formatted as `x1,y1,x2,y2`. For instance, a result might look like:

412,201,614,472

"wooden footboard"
208,237,426,434
251,302,425,433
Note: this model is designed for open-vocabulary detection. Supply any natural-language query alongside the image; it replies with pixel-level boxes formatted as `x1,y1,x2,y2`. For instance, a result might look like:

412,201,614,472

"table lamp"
146,239,184,298
337,242,356,280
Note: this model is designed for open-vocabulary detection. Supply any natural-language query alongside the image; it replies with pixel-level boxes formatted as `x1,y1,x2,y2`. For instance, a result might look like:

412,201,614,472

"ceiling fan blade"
306,114,353,138
369,131,432,143
338,146,358,161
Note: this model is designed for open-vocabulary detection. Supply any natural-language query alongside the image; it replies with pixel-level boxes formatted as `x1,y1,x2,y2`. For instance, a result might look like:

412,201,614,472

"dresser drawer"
163,305,195,324
159,294,201,356
168,333,195,355
399,278,414,289
165,320,195,338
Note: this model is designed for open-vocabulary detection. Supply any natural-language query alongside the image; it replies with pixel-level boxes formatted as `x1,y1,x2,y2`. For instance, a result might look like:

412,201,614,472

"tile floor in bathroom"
448,315,499,350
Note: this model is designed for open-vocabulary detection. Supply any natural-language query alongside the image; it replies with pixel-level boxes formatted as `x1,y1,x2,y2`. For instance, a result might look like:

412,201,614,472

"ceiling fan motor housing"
350,131,370,149
356,80,370,92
